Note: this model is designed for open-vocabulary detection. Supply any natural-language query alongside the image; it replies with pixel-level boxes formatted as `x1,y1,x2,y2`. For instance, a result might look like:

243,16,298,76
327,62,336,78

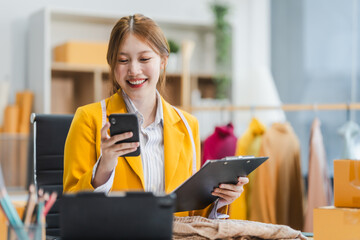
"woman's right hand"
92,122,139,187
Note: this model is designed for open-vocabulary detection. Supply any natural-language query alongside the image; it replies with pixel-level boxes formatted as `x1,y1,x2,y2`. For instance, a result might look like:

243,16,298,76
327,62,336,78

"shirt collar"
121,90,163,127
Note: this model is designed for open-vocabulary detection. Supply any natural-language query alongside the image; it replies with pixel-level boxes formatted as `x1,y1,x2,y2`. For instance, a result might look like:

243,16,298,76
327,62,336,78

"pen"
22,184,34,222
35,189,45,240
23,184,37,226
22,184,32,222
43,192,57,217
43,192,50,202
36,189,44,224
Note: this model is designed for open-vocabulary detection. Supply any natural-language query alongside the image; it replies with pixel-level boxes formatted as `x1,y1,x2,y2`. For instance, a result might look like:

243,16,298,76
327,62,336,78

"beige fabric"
303,118,332,232
173,216,307,240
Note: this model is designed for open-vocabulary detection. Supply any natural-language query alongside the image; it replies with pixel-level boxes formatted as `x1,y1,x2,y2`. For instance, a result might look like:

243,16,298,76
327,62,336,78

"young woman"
63,14,248,218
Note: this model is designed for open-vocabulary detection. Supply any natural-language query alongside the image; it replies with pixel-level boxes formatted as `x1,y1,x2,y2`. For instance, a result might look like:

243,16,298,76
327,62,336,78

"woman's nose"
128,61,141,75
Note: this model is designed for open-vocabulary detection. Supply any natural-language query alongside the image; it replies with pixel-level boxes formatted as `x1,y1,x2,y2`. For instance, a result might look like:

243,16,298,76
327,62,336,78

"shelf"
52,62,108,73
28,7,218,114
48,7,215,32
50,62,216,112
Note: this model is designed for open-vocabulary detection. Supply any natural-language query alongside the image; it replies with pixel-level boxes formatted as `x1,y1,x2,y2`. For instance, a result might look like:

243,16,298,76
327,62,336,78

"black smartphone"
109,113,140,157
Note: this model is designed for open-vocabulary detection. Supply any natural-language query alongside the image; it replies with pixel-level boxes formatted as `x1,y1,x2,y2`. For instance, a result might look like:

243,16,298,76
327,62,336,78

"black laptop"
60,192,175,240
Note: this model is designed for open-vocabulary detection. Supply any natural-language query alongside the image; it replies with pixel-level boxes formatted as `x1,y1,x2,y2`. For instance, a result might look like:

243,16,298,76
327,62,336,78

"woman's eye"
140,58,151,62
118,59,128,63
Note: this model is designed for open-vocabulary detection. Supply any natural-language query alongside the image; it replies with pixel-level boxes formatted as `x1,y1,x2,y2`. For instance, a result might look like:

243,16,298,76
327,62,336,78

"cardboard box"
3,105,19,133
51,78,75,114
314,206,360,240
54,41,108,65
334,159,360,208
16,91,34,134
0,134,29,188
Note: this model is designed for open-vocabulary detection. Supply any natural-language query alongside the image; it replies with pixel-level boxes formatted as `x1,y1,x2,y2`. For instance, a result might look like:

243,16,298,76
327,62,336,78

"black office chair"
31,113,73,237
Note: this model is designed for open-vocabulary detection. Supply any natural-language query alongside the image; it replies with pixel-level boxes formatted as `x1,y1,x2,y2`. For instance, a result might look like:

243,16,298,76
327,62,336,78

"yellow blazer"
63,92,218,217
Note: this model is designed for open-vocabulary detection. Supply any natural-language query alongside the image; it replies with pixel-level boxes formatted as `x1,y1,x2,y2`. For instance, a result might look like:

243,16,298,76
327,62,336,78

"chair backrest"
31,113,73,237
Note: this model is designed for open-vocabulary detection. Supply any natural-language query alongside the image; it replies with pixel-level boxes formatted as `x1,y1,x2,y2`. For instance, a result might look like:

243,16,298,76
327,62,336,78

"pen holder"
7,223,44,240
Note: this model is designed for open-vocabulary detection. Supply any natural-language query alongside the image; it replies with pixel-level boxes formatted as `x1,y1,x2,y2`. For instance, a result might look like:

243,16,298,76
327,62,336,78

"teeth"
128,79,145,85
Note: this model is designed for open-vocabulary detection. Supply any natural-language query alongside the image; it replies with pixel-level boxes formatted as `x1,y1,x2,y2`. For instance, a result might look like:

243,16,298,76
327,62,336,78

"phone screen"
109,113,140,157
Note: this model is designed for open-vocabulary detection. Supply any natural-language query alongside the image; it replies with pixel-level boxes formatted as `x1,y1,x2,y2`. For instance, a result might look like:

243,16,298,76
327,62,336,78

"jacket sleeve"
63,107,98,193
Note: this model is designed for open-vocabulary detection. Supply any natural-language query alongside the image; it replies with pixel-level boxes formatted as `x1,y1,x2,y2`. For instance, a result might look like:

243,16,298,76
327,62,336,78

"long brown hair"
107,14,170,94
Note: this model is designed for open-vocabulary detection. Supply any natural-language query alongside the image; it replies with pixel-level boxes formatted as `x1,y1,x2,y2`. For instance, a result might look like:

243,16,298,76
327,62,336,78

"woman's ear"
161,56,168,69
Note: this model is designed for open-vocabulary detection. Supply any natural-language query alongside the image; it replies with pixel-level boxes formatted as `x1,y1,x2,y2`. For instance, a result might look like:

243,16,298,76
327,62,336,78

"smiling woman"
63,13,249,219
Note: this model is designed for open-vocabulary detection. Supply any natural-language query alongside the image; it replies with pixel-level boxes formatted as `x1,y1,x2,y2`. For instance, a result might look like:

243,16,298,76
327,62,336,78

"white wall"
230,0,285,137
0,0,219,103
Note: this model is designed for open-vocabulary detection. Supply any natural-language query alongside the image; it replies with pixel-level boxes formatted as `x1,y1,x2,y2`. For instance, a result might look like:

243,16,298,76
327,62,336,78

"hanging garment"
235,118,266,156
338,121,360,159
201,123,237,166
229,118,266,220
250,122,304,231
303,118,332,232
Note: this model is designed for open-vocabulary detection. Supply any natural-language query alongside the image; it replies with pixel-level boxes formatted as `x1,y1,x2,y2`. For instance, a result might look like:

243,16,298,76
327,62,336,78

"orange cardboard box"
334,159,360,208
314,206,360,240
54,41,108,65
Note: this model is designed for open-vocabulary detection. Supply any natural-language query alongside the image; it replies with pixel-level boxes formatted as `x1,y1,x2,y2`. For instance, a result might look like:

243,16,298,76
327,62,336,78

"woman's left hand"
211,177,249,208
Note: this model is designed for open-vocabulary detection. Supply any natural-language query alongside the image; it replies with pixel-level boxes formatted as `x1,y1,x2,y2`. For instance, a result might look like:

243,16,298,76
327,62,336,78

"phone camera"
110,117,116,125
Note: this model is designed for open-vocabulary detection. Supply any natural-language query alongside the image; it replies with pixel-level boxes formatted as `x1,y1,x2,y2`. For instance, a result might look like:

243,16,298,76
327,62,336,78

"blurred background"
0,0,359,229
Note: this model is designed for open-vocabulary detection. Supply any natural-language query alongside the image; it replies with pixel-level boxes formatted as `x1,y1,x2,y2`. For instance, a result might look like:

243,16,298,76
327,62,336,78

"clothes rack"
188,103,360,112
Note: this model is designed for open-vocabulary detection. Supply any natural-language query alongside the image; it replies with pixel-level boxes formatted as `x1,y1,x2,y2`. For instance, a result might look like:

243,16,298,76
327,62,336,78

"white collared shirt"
92,91,165,194
91,91,225,218
122,91,165,194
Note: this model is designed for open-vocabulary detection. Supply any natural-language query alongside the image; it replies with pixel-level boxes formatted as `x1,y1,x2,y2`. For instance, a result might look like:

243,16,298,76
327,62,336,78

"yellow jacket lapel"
123,156,145,189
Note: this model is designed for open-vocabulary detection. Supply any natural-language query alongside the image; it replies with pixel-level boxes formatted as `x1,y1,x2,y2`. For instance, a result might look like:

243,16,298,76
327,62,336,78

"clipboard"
172,156,268,212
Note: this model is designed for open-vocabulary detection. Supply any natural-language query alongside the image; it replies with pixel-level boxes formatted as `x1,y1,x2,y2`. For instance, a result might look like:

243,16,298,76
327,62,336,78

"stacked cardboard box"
314,159,360,240
1,91,34,134
0,91,33,188
54,41,108,65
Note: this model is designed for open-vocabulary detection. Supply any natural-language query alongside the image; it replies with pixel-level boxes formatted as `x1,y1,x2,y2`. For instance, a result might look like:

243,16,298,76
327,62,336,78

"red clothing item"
202,123,237,166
